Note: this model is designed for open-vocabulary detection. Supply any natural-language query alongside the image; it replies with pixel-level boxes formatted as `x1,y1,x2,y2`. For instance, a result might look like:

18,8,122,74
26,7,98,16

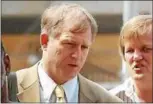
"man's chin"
67,72,77,79
62,71,76,78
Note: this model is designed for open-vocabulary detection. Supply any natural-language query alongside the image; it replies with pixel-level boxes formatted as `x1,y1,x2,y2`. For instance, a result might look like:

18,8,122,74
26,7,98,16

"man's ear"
4,54,10,76
40,34,48,49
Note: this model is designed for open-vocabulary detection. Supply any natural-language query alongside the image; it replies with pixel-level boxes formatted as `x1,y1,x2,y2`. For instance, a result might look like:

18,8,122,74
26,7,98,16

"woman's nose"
133,50,143,61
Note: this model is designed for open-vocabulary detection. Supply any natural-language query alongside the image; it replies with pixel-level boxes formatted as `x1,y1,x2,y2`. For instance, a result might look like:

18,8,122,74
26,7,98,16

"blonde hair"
119,15,152,59
41,3,98,41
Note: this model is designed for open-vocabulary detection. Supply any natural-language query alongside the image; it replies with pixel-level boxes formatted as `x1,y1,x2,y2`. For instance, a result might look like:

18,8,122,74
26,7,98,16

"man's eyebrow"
83,40,91,46
61,38,76,44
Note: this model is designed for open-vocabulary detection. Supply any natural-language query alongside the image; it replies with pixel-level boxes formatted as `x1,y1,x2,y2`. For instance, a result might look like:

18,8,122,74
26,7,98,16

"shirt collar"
38,62,78,102
62,75,78,102
38,62,57,99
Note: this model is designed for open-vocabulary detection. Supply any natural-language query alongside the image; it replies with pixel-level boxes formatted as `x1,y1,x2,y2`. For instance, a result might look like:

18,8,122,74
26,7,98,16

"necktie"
55,85,66,103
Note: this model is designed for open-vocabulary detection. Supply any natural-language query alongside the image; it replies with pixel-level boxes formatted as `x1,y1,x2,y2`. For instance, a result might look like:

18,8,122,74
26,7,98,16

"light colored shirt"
109,78,145,103
38,62,79,103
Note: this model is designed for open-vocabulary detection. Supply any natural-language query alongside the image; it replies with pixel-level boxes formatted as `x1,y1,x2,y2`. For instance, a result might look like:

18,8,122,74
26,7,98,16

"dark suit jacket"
15,62,122,103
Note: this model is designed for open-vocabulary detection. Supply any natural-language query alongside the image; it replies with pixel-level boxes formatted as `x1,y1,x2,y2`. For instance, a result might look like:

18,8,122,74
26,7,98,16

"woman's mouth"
133,64,144,74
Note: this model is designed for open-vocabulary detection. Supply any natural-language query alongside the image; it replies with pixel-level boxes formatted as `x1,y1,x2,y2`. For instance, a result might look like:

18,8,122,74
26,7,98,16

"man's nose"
71,47,81,59
133,50,143,61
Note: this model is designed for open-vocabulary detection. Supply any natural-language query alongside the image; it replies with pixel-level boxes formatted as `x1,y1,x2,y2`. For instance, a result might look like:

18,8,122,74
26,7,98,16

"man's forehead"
60,32,92,45
60,32,82,41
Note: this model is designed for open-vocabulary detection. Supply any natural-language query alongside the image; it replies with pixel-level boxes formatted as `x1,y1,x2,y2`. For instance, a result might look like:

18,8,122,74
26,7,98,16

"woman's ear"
40,34,48,49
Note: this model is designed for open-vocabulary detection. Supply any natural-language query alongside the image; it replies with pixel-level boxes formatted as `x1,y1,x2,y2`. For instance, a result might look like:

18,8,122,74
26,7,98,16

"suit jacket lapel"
78,74,95,103
17,63,40,102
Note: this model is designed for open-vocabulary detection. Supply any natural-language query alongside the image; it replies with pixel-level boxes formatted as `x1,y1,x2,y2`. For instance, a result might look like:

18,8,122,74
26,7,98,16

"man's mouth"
68,64,78,67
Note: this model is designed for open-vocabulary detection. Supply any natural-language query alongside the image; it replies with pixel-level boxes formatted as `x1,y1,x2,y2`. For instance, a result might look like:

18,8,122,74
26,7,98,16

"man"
15,3,122,103
1,42,11,103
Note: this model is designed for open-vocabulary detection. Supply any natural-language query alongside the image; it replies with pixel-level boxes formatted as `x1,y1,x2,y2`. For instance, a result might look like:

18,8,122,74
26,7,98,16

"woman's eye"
125,49,134,53
143,47,152,52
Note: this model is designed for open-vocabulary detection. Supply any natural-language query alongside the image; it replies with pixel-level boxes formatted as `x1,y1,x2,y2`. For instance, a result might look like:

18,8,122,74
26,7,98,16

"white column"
149,2,152,14
121,1,139,81
123,1,139,23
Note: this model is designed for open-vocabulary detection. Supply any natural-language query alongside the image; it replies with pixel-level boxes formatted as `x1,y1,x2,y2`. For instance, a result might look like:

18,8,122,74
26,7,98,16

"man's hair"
119,15,152,59
41,3,98,41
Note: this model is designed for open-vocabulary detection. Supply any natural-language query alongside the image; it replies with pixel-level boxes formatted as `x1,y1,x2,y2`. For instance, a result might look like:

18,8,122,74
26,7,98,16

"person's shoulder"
78,74,103,90
16,67,29,74
16,67,32,78
78,74,123,102
109,78,132,95
16,62,39,83
109,83,125,95
16,62,39,75
16,67,31,84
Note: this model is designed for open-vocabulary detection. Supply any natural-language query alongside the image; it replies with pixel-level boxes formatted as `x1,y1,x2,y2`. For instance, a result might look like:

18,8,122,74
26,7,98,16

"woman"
110,15,152,103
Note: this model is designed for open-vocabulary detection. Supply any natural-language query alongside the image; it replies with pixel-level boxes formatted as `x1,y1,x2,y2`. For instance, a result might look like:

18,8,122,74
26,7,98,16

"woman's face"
124,33,152,83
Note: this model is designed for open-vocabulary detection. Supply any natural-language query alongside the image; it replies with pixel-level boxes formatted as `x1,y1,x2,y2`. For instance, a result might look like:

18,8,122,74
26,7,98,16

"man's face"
1,50,10,102
1,52,6,88
1,52,10,88
45,23,92,83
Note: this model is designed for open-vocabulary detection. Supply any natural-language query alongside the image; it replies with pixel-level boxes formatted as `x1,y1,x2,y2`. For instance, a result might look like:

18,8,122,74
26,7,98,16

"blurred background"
1,1,152,89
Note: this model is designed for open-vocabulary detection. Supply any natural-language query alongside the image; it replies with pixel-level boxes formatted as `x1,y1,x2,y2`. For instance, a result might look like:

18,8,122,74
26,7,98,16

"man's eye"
81,45,88,49
64,43,74,47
